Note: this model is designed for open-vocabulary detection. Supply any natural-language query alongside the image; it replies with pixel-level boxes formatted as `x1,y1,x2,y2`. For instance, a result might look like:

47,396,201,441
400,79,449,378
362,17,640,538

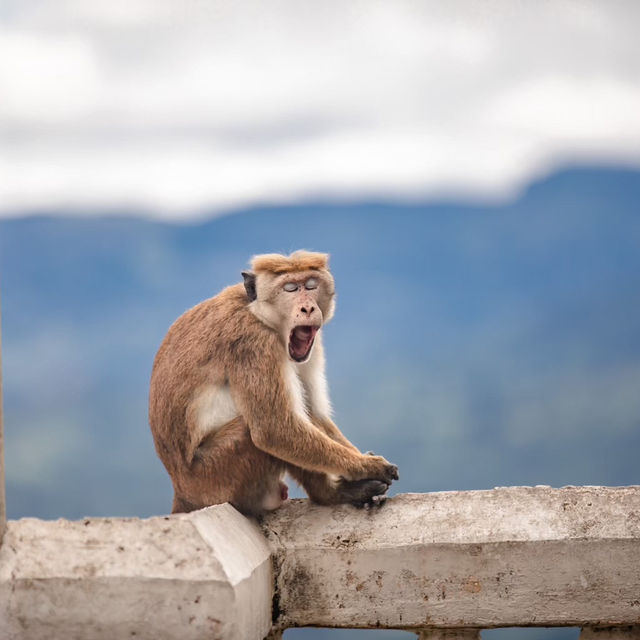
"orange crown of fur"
251,250,329,275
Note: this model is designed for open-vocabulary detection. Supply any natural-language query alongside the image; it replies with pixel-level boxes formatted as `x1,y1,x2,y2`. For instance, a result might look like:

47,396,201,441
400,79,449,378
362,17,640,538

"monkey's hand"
337,478,389,509
356,454,399,485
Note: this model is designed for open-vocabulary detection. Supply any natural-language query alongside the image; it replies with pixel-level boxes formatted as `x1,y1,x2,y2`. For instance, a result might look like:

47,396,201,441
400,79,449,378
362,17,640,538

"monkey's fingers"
361,455,399,484
379,462,399,483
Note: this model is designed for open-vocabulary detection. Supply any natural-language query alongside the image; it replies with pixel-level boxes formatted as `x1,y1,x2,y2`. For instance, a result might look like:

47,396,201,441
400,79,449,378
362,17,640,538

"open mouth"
288,325,319,362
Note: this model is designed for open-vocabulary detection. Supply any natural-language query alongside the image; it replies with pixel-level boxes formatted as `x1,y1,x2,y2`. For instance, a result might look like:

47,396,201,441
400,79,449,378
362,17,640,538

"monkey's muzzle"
289,325,319,362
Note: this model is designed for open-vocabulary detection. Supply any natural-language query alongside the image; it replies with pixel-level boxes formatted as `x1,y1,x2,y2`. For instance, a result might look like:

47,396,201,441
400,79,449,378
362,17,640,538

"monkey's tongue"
289,325,318,360
293,325,317,340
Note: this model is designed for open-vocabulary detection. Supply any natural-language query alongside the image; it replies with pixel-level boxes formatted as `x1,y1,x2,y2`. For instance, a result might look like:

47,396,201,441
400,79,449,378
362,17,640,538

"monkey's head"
242,251,336,363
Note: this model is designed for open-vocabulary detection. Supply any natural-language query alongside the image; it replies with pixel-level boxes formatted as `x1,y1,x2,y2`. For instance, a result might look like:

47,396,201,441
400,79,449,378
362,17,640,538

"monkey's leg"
174,418,286,517
287,465,389,508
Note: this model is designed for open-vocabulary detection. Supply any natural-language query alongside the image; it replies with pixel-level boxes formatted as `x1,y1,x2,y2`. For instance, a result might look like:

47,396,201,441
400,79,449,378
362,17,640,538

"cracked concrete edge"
0,504,273,640
263,486,640,549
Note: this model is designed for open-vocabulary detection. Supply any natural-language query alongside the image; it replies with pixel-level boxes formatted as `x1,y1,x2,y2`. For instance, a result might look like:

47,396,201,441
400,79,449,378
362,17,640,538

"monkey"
149,250,398,517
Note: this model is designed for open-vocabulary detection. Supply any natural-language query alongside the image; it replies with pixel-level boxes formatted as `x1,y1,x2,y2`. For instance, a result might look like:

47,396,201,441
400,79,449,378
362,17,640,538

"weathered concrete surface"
2,486,639,637
262,486,640,631
417,630,480,639
0,503,272,640
580,627,640,639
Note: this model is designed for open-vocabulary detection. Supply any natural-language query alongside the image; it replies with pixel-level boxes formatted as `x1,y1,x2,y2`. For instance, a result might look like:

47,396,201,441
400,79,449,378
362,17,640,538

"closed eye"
305,277,318,290
283,282,298,292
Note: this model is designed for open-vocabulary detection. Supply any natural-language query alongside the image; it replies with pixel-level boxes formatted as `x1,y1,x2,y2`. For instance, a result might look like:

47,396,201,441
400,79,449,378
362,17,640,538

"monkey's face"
251,269,336,363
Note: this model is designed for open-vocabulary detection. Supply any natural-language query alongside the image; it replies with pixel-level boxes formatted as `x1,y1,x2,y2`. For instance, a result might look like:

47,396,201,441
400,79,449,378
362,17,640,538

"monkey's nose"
300,305,315,316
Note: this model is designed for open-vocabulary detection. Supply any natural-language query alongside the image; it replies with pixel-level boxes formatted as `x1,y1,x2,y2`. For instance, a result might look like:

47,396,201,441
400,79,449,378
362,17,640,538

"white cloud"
488,76,640,140
0,29,101,122
1,1,639,218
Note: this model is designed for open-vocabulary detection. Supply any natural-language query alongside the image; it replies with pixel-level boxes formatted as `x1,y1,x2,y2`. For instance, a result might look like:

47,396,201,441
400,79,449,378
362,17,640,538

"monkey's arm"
304,416,390,507
247,403,372,480
310,415,360,453
229,351,396,483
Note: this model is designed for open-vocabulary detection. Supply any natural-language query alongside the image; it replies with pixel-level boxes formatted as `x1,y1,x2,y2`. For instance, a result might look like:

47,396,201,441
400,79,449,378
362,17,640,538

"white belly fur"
191,383,239,440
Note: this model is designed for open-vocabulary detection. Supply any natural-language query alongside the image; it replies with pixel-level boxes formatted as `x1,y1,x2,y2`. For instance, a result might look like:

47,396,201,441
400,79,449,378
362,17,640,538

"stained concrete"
1,486,639,638
262,486,640,631
0,504,272,640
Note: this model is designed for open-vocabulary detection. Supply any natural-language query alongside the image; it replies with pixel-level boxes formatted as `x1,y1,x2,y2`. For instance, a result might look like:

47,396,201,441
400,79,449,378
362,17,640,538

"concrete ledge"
262,486,640,631
0,504,272,640
2,486,639,637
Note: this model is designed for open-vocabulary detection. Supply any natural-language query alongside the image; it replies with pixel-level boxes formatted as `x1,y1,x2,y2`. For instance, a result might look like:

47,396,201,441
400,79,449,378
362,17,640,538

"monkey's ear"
241,271,257,302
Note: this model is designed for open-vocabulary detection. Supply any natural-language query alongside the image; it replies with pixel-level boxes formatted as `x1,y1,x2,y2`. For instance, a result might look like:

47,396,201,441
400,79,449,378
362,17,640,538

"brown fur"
149,255,398,516
251,250,329,275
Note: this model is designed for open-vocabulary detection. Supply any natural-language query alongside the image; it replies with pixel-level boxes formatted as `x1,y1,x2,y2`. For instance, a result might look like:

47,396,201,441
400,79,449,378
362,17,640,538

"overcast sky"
1,1,639,219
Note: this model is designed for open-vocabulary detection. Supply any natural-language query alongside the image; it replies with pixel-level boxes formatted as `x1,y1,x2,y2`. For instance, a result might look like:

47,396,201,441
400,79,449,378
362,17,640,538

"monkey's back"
149,284,252,472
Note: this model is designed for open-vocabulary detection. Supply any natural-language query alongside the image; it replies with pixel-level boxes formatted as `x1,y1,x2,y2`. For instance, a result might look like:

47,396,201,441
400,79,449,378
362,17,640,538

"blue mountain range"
1,166,639,640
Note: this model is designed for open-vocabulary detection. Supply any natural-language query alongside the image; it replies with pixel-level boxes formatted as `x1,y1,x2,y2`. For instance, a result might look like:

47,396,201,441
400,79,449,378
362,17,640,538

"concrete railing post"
0,504,273,640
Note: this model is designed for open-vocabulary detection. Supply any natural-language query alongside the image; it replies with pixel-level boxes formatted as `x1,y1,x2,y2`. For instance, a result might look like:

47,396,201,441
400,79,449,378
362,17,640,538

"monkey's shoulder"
156,283,277,364
163,284,245,334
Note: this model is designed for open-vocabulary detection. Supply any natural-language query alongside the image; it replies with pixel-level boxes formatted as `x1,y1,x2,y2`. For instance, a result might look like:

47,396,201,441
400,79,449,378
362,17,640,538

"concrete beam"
262,486,640,631
0,504,273,640
2,485,639,637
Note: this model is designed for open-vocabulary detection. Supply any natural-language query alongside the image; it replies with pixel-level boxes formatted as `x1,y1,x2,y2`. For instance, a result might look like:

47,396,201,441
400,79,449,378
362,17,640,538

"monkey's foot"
338,478,389,509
